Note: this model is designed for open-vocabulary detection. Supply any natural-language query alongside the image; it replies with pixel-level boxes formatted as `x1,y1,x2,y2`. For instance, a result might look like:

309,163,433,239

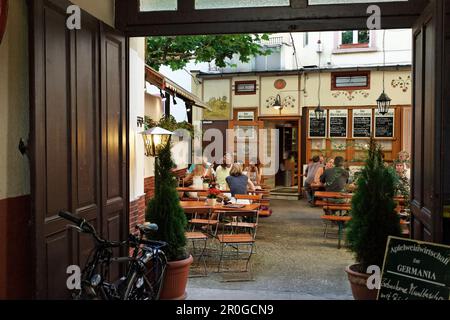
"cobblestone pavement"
186,199,355,300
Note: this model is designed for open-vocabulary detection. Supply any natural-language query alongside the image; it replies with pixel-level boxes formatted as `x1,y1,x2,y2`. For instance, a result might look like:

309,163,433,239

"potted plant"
345,139,401,300
206,186,221,206
146,141,192,300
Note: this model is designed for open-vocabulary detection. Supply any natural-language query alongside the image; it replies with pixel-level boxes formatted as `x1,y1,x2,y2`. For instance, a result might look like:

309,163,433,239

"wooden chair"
214,210,258,277
186,207,220,237
185,209,210,277
226,194,261,233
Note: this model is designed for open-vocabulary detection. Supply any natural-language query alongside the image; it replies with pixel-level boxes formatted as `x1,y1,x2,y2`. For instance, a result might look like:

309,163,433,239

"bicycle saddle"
136,223,158,234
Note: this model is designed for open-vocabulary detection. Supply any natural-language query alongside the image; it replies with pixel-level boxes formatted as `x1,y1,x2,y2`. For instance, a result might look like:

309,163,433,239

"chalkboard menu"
375,109,395,138
309,110,327,138
352,109,372,138
378,236,450,300
329,109,348,138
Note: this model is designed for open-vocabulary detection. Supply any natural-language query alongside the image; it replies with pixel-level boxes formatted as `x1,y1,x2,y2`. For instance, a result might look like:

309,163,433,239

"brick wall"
129,195,146,233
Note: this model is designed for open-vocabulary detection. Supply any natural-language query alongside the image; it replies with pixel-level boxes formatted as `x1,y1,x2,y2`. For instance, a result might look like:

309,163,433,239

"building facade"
192,30,412,189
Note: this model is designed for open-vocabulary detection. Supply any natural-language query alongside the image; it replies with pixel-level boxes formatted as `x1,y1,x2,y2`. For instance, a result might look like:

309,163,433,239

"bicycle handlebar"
59,211,84,226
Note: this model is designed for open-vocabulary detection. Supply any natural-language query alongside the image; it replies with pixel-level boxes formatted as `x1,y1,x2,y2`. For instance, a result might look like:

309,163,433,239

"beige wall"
193,69,412,122
303,70,412,107
260,75,300,116
129,38,146,201
71,0,115,27
232,76,259,108
0,0,30,200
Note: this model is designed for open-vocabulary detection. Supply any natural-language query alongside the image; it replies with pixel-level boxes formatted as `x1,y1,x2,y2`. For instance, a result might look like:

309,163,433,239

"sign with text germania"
378,236,450,300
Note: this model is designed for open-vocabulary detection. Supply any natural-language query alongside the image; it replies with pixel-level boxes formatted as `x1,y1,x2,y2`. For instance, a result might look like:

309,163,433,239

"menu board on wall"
375,108,395,138
309,109,327,138
352,109,372,138
378,236,450,300
329,109,348,138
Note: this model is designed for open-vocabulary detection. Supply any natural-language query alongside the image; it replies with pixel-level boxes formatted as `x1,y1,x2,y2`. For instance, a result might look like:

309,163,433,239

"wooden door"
29,0,128,299
410,0,445,243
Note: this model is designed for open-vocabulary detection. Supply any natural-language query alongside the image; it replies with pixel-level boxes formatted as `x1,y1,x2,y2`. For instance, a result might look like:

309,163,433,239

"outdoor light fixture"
273,94,282,110
377,30,391,115
141,126,173,157
172,94,177,105
314,105,325,120
315,34,325,121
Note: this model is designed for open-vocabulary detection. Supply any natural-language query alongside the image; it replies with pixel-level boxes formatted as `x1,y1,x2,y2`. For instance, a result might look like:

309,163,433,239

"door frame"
257,116,302,193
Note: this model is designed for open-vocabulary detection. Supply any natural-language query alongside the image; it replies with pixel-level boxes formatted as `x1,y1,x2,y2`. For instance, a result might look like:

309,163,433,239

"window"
331,71,370,90
339,30,370,48
195,0,290,10
235,81,257,95
140,0,177,11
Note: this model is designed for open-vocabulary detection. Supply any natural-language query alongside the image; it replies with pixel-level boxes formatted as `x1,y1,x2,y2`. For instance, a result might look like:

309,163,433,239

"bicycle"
59,211,167,300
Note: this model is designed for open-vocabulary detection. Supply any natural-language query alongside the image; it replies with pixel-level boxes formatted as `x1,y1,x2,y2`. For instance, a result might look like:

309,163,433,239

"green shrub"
346,139,401,270
146,141,187,261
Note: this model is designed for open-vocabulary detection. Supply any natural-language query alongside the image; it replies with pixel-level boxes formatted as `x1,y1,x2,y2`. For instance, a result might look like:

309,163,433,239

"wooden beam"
116,0,429,35
122,16,420,37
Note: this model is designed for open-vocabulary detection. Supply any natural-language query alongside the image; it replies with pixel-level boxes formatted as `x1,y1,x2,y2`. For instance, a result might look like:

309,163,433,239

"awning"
145,65,211,111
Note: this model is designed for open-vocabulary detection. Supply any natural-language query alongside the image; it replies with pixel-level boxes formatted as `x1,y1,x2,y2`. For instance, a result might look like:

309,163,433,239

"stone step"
270,193,301,200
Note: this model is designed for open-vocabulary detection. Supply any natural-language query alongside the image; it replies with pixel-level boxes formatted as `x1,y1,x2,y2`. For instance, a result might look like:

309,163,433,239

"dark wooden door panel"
411,0,445,243
31,0,128,298
30,0,73,299
100,24,128,281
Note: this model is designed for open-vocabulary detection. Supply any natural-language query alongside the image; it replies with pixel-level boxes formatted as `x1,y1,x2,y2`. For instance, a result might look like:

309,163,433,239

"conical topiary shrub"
346,139,401,270
146,141,187,261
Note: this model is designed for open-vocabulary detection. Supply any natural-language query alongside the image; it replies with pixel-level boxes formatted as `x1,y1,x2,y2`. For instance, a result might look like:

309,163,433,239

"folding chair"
184,208,211,277
215,210,258,280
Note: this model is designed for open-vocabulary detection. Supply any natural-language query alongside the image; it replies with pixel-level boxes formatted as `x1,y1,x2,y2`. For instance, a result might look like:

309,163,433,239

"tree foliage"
146,141,187,261
146,34,272,70
346,139,401,270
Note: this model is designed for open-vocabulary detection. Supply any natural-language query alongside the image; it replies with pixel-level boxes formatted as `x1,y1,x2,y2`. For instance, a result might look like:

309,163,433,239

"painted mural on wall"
204,96,231,120
203,78,231,120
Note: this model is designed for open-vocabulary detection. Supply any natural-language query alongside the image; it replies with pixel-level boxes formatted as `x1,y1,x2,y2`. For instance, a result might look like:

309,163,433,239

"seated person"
244,160,262,186
226,163,256,198
320,156,349,204
214,153,233,190
183,164,214,198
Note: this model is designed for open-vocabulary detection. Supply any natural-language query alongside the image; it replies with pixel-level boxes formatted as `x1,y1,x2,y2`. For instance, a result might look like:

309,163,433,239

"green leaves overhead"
146,34,272,70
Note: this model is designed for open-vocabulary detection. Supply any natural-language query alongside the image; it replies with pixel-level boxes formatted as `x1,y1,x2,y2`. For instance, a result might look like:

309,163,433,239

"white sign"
237,111,255,121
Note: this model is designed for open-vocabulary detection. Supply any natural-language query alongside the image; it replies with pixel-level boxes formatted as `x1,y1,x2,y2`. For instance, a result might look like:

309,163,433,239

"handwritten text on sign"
378,236,450,300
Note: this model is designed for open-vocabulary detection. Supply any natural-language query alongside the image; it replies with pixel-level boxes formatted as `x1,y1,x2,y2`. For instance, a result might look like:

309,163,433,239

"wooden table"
180,201,260,212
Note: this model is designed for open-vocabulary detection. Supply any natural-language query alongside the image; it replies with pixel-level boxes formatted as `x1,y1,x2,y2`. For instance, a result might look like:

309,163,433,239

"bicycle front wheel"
123,255,166,300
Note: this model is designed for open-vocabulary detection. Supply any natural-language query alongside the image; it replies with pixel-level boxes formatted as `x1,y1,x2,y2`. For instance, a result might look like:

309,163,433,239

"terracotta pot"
160,255,193,300
345,264,379,300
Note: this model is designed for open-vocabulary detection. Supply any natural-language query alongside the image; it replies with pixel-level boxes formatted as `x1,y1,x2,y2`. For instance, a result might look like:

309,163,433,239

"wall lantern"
273,94,282,110
141,127,173,157
314,105,325,120
377,30,391,115
376,92,391,115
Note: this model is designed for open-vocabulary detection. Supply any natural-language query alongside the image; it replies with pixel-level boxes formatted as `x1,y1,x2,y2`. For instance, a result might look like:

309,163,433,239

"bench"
320,215,351,249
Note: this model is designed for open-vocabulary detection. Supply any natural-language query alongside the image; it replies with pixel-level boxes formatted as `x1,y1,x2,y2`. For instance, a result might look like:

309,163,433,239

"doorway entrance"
27,0,450,300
